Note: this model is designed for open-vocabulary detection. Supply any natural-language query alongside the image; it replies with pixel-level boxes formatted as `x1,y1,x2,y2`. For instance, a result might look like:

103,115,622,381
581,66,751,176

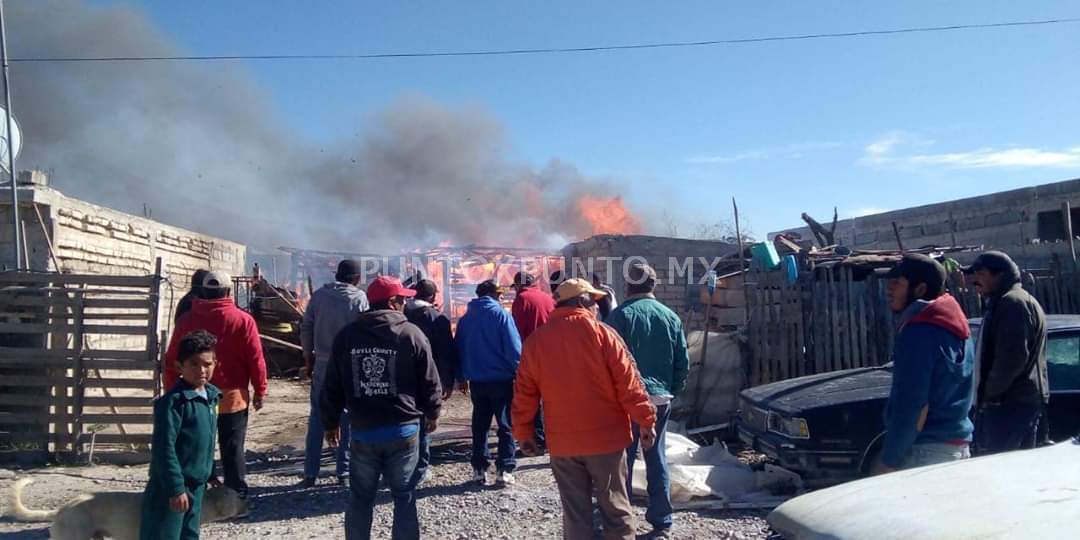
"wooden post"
71,292,86,457
733,198,749,324
1064,201,1076,265
948,210,958,247
32,203,62,272
148,258,163,397
891,221,905,253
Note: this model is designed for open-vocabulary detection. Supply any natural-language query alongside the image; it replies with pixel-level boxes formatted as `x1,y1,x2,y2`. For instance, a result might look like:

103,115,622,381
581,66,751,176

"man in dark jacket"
299,259,369,488
321,275,442,540
405,279,458,486
173,269,209,324
456,279,522,486
877,255,974,473
965,251,1048,454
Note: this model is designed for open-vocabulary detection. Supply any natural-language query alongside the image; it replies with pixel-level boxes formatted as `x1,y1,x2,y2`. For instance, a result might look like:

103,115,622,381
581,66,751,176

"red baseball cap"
366,276,417,305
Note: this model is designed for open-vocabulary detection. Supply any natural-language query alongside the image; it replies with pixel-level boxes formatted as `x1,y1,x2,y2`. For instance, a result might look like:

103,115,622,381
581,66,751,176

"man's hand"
169,492,191,513
303,354,314,380
425,417,438,434
252,395,265,412
639,426,657,452
325,427,340,449
519,438,540,457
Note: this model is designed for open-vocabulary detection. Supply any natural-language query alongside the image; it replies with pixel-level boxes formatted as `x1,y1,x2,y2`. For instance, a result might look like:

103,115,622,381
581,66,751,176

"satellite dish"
0,105,22,173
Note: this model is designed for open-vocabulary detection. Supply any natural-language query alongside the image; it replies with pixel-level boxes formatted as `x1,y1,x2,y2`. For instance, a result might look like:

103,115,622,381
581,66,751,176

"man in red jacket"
511,271,555,452
164,270,267,504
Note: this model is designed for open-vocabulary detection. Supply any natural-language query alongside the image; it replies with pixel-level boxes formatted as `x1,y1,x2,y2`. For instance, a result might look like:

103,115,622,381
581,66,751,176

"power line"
8,16,1080,63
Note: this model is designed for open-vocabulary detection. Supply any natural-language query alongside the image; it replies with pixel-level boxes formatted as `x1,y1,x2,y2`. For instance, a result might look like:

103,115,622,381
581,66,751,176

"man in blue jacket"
877,254,974,473
456,279,522,487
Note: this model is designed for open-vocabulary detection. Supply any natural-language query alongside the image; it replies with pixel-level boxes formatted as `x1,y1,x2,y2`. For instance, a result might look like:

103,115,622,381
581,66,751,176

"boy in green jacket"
141,330,221,540
606,263,689,537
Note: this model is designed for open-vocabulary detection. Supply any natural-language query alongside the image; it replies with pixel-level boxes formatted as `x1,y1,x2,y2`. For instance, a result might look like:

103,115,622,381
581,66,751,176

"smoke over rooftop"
7,0,647,252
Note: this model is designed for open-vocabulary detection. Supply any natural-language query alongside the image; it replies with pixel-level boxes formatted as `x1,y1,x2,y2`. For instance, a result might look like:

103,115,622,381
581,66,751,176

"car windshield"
1047,332,1080,391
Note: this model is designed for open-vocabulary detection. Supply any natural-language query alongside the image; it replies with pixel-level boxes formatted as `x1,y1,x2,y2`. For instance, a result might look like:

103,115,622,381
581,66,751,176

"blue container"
782,255,798,284
751,242,781,270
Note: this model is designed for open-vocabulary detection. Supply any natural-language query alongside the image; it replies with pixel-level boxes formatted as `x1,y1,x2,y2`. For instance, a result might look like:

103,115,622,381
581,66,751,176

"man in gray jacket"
965,251,1048,454
300,259,370,487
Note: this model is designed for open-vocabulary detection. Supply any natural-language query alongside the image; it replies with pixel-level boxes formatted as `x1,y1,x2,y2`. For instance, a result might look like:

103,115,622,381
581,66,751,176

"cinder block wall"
772,178,1080,269
562,235,737,315
1,184,246,348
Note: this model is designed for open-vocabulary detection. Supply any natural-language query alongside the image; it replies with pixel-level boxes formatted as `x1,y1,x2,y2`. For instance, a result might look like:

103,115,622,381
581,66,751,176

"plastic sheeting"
673,330,744,427
631,433,802,503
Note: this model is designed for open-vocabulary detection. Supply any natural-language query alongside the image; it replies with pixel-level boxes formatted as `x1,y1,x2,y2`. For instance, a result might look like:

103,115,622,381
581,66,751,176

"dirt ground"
0,378,771,539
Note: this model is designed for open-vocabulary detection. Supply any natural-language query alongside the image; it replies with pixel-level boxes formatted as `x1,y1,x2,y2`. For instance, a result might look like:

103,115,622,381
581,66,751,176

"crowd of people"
141,248,1051,540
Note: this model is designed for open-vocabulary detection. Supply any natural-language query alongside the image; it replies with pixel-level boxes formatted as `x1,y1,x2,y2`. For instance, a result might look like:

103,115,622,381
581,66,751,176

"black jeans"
469,380,517,473
975,401,1041,455
217,409,249,498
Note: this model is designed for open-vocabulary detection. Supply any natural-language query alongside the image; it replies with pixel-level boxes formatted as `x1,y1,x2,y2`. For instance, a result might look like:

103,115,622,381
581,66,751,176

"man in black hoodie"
405,279,459,486
321,276,443,540
965,251,1048,454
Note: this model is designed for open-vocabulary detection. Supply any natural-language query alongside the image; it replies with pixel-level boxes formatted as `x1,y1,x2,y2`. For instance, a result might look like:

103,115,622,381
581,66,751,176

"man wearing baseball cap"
606,263,689,535
320,275,442,540
299,259,370,488
513,278,656,540
876,254,974,473
164,270,267,506
456,279,523,486
964,251,1048,454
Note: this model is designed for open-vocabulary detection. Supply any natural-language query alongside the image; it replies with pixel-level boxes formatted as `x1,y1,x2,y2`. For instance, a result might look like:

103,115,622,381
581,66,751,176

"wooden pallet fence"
0,259,162,461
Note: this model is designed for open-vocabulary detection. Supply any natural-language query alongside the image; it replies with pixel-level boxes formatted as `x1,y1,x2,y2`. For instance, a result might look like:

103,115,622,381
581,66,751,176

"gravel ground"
0,379,772,539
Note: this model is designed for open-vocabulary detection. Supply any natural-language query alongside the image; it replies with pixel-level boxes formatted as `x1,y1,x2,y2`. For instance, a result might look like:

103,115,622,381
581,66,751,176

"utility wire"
8,16,1079,63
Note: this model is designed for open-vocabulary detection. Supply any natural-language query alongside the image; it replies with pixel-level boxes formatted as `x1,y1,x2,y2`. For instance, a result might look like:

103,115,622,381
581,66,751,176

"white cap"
202,270,233,290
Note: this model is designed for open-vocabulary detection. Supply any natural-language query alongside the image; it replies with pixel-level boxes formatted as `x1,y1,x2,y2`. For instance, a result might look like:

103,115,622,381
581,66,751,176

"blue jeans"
346,435,421,540
902,442,970,469
469,380,517,473
412,422,430,485
304,360,350,478
976,401,1041,455
627,402,672,530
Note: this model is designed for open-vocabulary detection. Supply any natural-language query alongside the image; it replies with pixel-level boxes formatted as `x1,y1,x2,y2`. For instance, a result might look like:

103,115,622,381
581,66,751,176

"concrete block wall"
1,185,246,349
562,234,738,315
772,178,1080,269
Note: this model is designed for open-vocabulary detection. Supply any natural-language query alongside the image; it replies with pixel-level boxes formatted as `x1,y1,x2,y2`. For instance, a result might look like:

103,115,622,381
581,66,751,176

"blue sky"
109,0,1080,239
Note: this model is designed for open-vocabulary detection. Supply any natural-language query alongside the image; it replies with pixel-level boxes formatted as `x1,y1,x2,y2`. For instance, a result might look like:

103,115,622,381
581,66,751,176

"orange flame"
576,195,642,236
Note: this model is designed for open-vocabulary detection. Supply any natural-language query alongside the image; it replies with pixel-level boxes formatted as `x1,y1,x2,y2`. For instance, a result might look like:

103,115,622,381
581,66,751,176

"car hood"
741,366,893,414
769,441,1080,539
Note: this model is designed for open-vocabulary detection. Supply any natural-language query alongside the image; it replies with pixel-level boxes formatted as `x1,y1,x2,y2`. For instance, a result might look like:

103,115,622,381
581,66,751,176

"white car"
768,440,1080,539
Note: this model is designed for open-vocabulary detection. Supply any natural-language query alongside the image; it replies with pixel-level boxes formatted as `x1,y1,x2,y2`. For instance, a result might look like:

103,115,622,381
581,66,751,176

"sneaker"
297,477,316,489
496,471,516,486
416,469,433,487
472,469,488,486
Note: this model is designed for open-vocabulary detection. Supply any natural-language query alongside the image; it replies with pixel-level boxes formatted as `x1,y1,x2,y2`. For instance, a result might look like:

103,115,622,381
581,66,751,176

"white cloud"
687,149,770,164
909,147,1080,168
850,207,889,217
860,130,1080,170
688,141,842,165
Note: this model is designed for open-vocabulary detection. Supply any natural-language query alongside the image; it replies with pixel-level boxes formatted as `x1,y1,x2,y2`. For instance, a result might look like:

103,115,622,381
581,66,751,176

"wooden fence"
746,265,1080,387
0,260,163,462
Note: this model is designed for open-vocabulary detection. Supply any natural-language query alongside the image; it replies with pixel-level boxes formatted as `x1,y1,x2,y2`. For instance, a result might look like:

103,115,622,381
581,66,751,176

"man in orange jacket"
512,278,656,540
